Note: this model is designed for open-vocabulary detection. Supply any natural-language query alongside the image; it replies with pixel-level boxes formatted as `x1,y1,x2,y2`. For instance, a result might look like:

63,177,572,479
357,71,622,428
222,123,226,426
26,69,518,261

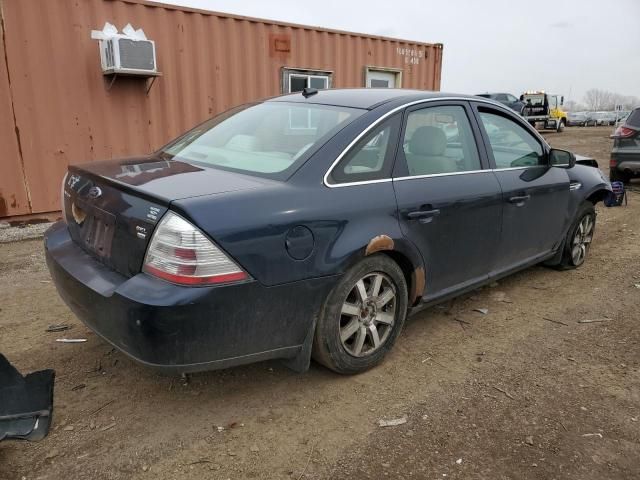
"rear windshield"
627,108,640,127
160,102,365,180
522,94,545,106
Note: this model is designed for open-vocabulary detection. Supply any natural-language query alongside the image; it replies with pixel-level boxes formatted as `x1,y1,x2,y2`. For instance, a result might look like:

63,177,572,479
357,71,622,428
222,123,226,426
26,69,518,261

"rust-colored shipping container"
0,0,443,219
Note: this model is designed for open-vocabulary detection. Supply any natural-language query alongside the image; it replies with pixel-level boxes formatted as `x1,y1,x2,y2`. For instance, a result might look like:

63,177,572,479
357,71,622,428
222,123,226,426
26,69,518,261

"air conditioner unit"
99,36,157,75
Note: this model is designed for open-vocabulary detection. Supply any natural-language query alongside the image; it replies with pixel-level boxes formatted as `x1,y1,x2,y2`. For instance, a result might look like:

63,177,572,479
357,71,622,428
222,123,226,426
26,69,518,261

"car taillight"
610,126,636,139
143,211,248,286
609,158,618,168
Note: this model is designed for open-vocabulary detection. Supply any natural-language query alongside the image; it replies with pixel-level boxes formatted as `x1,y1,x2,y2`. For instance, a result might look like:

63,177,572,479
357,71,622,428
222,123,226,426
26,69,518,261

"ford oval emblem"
86,186,102,200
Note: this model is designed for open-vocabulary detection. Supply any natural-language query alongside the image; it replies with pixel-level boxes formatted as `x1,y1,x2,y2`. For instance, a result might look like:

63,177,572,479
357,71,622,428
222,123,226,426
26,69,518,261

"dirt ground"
1,127,638,480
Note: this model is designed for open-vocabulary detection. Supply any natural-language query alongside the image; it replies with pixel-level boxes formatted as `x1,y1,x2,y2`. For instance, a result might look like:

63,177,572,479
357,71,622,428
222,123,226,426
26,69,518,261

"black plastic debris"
0,354,55,442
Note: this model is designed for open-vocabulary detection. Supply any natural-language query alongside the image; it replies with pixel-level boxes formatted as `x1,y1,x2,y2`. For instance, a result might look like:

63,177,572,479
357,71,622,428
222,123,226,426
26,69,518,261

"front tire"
556,119,565,133
556,202,596,270
312,254,408,374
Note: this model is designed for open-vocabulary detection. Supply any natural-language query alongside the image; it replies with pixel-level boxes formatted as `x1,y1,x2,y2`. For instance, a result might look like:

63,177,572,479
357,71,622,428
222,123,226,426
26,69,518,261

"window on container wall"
282,68,332,94
365,67,402,88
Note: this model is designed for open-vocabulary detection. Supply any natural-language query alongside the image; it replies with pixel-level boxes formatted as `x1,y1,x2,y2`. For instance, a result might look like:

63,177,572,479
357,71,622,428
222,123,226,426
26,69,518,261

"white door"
366,70,398,88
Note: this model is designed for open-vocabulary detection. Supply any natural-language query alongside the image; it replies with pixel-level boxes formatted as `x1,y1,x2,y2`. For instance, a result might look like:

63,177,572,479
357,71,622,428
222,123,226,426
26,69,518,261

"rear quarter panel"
172,181,419,287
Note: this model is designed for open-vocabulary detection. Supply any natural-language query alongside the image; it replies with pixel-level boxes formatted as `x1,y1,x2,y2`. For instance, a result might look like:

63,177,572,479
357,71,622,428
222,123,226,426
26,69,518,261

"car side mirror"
549,148,575,168
560,96,564,105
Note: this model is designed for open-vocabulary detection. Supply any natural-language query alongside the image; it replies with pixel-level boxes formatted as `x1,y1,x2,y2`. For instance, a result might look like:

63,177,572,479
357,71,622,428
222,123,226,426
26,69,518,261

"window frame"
323,98,551,189
364,66,403,88
469,102,551,171
392,100,490,179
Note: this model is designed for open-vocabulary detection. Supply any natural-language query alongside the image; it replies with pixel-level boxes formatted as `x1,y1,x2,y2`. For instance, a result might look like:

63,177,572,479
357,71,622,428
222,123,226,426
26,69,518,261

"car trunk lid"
63,156,276,277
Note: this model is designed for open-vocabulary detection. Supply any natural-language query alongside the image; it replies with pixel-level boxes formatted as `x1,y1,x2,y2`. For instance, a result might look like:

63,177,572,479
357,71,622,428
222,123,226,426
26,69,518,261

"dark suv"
610,107,640,183
476,93,524,114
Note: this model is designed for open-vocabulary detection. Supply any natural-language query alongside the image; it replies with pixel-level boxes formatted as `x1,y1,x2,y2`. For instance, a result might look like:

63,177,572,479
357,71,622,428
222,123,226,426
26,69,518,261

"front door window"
477,111,544,168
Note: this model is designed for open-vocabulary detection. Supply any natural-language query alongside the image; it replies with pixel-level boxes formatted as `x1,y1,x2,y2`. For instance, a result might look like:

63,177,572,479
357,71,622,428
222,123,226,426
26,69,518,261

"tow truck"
521,90,568,132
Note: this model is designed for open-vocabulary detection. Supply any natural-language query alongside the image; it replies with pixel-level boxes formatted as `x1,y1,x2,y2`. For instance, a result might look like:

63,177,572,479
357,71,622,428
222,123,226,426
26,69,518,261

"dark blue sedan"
45,89,611,375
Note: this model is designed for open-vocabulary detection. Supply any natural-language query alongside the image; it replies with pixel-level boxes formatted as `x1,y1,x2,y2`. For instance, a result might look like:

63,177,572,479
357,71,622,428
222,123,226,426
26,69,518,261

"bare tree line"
566,89,640,112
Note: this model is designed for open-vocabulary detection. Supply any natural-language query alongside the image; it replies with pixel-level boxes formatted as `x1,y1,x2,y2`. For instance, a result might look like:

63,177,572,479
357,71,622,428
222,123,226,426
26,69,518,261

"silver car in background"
567,112,596,127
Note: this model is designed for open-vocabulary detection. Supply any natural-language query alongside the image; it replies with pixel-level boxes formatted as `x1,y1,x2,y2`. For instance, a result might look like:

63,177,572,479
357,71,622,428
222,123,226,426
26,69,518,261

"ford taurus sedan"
45,89,611,375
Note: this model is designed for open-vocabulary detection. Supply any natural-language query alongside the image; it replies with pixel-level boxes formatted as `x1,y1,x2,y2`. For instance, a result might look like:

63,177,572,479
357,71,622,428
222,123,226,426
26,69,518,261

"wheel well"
586,189,609,205
377,250,421,306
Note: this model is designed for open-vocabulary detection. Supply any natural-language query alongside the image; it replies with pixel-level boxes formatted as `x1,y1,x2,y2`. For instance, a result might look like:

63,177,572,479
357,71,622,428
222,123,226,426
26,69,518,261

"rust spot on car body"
410,266,426,304
365,235,394,256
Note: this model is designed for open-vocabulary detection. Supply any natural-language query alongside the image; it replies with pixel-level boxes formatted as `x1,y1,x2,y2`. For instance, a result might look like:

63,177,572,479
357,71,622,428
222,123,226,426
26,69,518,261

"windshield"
161,102,365,179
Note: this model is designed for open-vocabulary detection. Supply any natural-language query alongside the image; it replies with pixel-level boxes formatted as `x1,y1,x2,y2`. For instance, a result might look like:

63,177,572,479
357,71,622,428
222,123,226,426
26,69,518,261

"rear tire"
312,254,408,374
555,202,596,270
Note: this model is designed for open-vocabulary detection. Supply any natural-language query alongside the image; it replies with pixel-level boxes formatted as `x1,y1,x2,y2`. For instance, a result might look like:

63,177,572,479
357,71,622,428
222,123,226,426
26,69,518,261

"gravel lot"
1,127,638,479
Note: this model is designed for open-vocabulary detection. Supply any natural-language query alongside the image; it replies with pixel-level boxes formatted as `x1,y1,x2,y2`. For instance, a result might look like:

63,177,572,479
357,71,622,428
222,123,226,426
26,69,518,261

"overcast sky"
157,0,640,102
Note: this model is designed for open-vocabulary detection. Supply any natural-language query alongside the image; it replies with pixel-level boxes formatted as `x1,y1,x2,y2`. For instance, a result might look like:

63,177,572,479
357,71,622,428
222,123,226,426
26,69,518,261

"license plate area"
74,200,115,258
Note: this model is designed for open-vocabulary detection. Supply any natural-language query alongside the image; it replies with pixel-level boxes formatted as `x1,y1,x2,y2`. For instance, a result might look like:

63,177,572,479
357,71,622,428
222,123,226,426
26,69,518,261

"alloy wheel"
571,214,594,266
339,272,396,357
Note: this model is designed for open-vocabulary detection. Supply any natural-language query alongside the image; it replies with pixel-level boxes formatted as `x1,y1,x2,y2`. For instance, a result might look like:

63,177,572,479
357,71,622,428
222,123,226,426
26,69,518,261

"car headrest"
408,126,447,156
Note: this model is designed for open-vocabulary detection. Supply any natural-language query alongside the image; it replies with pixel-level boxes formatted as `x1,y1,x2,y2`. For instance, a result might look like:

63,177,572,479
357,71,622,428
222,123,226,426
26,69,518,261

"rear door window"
399,105,482,176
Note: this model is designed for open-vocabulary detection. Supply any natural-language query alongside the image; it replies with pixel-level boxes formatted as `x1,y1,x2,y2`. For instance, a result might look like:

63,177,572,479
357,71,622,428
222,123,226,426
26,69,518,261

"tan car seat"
405,126,457,175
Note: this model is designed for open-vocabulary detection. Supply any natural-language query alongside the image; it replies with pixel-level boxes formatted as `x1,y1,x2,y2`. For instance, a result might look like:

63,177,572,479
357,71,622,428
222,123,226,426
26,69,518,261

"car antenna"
302,87,318,98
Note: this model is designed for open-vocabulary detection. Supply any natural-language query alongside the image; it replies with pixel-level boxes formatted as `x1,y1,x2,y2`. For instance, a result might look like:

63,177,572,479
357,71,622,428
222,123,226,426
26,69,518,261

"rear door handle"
406,209,441,223
508,194,530,205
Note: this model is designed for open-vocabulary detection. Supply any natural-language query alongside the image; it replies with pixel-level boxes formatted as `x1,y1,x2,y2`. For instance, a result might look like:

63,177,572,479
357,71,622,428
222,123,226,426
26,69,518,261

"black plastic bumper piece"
0,354,55,442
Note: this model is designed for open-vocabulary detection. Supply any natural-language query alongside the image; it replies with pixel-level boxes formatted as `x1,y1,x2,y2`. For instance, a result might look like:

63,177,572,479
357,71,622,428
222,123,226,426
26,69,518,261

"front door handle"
508,194,531,206
406,209,441,223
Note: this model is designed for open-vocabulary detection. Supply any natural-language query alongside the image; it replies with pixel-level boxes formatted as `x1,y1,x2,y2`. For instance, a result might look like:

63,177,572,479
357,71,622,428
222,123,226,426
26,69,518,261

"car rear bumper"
44,222,336,373
611,152,640,175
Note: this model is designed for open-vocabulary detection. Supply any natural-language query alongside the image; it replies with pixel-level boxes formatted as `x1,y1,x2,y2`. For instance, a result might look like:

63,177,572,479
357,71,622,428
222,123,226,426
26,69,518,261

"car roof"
267,88,483,110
